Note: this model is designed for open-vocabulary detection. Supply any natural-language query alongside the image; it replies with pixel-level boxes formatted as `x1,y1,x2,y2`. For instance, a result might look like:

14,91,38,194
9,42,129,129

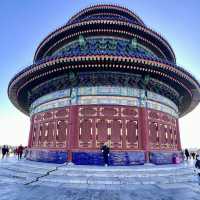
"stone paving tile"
31,180,64,187
42,175,89,184
87,176,121,185
120,177,142,184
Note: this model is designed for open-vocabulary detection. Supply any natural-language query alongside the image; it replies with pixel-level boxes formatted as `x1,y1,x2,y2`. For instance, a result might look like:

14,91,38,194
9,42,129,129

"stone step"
0,161,194,176
0,164,194,182
0,168,195,186
0,159,197,187
39,168,197,185
32,174,198,186
52,167,194,177
59,164,192,172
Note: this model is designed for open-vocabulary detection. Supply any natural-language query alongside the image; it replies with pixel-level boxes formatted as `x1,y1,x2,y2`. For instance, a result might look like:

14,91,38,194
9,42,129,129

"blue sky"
0,0,199,147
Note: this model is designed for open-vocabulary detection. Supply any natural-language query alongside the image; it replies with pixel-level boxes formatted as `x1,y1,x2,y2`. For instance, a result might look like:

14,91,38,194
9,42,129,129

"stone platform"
0,157,200,200
27,149,183,165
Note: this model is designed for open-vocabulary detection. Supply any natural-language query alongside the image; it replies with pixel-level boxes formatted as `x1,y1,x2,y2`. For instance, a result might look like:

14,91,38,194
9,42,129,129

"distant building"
8,5,200,165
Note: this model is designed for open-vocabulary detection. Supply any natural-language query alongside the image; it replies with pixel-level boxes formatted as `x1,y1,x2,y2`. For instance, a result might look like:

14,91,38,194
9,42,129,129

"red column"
28,117,33,148
122,119,126,150
139,107,150,162
137,118,143,150
92,118,96,148
68,105,78,162
53,120,56,148
176,119,182,151
35,123,40,147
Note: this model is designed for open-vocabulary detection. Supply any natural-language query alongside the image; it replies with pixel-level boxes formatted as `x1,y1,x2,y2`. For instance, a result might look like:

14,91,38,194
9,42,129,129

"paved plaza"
0,157,200,200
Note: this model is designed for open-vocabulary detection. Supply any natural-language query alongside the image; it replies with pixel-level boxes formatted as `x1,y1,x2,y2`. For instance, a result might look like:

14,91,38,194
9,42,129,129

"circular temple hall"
8,5,200,165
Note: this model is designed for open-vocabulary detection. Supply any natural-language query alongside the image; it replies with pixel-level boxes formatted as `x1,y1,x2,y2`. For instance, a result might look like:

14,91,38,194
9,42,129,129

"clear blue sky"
0,0,199,147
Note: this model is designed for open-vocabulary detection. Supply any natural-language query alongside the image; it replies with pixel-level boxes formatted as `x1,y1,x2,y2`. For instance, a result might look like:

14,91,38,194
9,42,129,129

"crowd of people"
1,145,28,160
184,148,199,161
184,148,200,185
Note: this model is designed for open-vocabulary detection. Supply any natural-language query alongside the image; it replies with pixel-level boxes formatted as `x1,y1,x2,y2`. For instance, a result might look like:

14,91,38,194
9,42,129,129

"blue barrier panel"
72,152,104,165
126,152,145,165
72,151,145,166
27,149,67,164
149,151,184,165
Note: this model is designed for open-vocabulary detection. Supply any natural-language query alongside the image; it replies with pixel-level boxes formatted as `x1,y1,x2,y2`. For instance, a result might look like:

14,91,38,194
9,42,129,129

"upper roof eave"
33,20,176,62
8,55,200,116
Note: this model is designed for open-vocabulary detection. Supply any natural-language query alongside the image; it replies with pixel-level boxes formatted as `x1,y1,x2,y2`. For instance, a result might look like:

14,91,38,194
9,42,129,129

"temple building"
8,5,200,165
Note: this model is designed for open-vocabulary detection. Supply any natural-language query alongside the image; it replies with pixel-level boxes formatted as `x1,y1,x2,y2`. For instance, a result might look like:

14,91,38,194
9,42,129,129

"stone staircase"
37,164,196,188
0,158,198,189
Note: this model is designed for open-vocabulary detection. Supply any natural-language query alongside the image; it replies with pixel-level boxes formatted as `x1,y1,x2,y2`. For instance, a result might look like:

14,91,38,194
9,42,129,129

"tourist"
5,146,9,157
184,149,190,160
195,155,200,185
24,147,28,158
191,152,196,160
13,148,16,155
14,147,18,156
172,153,180,164
1,145,7,159
101,143,110,166
17,145,24,160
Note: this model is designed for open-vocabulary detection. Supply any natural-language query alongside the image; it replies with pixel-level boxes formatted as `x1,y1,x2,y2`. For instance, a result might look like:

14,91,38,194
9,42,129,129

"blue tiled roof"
67,14,139,25
50,37,158,60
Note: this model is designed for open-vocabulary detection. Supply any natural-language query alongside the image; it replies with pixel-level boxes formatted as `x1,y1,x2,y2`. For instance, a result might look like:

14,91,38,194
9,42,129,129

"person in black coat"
195,155,200,185
17,145,24,160
101,143,110,166
184,149,190,160
5,146,9,157
191,152,196,160
195,155,200,166
1,145,7,159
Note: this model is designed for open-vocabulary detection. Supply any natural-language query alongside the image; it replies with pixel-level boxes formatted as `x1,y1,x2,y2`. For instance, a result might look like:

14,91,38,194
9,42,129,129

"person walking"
14,147,18,156
5,146,9,157
101,143,110,166
1,145,7,159
185,149,190,160
195,155,200,185
17,145,24,160
24,147,28,158
191,152,196,160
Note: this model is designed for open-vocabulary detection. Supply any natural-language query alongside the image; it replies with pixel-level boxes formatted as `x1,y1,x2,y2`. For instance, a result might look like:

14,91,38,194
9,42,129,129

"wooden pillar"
158,123,161,149
137,117,143,150
52,120,56,148
139,107,150,162
176,119,182,151
92,117,96,148
35,123,40,147
68,105,78,162
122,118,126,150
28,117,33,148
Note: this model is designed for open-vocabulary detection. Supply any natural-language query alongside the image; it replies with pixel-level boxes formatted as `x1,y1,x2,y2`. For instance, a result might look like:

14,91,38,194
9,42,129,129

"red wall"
28,105,181,160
